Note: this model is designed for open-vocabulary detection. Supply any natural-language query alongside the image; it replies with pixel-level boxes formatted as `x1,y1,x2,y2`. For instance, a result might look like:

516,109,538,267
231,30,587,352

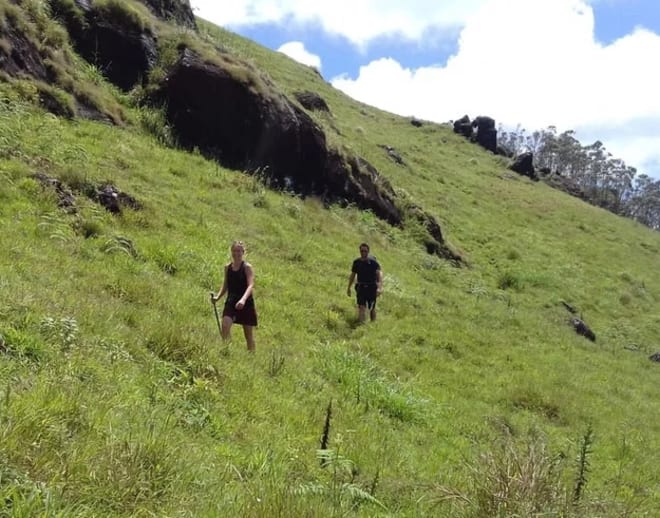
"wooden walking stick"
210,292,222,337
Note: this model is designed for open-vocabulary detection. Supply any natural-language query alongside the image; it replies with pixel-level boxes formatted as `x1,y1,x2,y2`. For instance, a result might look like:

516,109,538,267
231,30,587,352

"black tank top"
226,262,254,307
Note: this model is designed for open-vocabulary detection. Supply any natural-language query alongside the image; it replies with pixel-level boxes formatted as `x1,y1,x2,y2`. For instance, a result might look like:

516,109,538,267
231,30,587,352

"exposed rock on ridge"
157,48,402,226
57,0,158,91
141,0,196,28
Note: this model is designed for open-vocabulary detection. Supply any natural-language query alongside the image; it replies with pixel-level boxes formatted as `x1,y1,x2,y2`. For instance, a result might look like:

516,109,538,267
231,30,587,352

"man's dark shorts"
356,284,377,309
223,303,258,326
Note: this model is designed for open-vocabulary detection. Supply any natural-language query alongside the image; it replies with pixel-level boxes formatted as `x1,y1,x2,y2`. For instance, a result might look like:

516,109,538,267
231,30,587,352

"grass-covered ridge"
1,4,660,517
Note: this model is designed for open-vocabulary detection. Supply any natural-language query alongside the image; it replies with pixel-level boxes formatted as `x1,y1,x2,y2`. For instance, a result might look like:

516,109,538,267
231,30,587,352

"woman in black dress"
212,240,257,351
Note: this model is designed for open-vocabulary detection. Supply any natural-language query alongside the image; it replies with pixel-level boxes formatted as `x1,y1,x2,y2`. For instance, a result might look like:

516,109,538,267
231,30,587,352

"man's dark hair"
359,243,370,251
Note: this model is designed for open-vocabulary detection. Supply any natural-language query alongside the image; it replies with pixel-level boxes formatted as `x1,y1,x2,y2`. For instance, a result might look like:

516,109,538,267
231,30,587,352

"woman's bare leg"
243,325,256,352
221,316,233,340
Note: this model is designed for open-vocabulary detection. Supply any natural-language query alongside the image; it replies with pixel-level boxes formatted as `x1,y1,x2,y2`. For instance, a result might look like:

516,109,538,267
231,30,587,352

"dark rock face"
325,153,401,225
294,91,330,112
141,0,196,28
62,0,158,91
453,115,473,138
159,49,402,225
408,206,462,263
160,50,327,189
0,20,50,81
510,152,537,180
81,26,156,91
472,116,497,153
453,114,498,154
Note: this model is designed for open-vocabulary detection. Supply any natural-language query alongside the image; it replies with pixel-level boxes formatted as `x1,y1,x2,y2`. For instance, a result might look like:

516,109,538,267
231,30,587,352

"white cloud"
190,0,487,47
331,0,660,175
277,41,322,69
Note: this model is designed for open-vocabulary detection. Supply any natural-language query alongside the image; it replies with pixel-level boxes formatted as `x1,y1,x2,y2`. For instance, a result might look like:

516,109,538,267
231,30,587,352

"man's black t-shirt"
352,257,381,285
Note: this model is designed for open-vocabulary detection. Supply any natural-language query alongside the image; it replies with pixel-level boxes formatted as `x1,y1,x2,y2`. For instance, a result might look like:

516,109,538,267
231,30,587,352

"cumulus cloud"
190,0,486,47
277,41,322,69
331,0,660,174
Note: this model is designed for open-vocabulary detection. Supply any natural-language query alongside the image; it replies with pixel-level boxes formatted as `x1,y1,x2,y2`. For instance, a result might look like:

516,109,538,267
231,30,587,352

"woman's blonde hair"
231,240,245,252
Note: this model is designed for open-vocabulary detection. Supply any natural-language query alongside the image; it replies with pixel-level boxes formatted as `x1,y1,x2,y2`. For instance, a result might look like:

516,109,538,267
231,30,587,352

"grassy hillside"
0,5,659,517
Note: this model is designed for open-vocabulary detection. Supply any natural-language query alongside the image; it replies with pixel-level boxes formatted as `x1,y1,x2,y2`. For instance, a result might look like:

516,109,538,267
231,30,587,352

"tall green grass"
0,10,659,517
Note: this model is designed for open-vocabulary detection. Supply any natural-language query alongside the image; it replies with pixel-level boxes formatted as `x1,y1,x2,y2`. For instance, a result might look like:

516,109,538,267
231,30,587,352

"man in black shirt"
347,243,383,322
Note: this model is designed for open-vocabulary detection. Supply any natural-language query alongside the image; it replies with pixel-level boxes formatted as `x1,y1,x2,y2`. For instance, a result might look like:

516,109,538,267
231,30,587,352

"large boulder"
158,48,402,225
159,49,326,188
55,0,159,91
453,115,473,138
472,115,497,153
510,152,537,180
454,114,498,153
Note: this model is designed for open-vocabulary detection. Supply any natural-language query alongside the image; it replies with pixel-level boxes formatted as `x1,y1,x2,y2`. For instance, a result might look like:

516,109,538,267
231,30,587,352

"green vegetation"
0,3,659,516
0,0,128,123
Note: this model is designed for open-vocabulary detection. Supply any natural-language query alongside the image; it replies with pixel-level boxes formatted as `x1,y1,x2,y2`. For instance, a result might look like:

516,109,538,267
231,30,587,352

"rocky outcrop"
472,116,497,153
378,145,404,165
157,49,402,225
453,115,473,138
453,114,498,154
31,173,77,212
561,302,596,342
294,91,330,112
159,50,325,187
0,18,50,81
52,0,158,91
153,49,467,261
141,0,196,29
30,173,141,214
46,0,193,90
510,152,537,180
324,153,401,225
94,184,143,213
408,206,463,264
571,317,596,342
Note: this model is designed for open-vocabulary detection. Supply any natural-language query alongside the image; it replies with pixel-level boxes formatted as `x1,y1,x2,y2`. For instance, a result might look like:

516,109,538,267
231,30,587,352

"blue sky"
190,0,660,178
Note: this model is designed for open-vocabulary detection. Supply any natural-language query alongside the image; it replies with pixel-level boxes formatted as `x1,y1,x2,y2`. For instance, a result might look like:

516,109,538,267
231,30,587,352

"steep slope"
0,2,659,516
